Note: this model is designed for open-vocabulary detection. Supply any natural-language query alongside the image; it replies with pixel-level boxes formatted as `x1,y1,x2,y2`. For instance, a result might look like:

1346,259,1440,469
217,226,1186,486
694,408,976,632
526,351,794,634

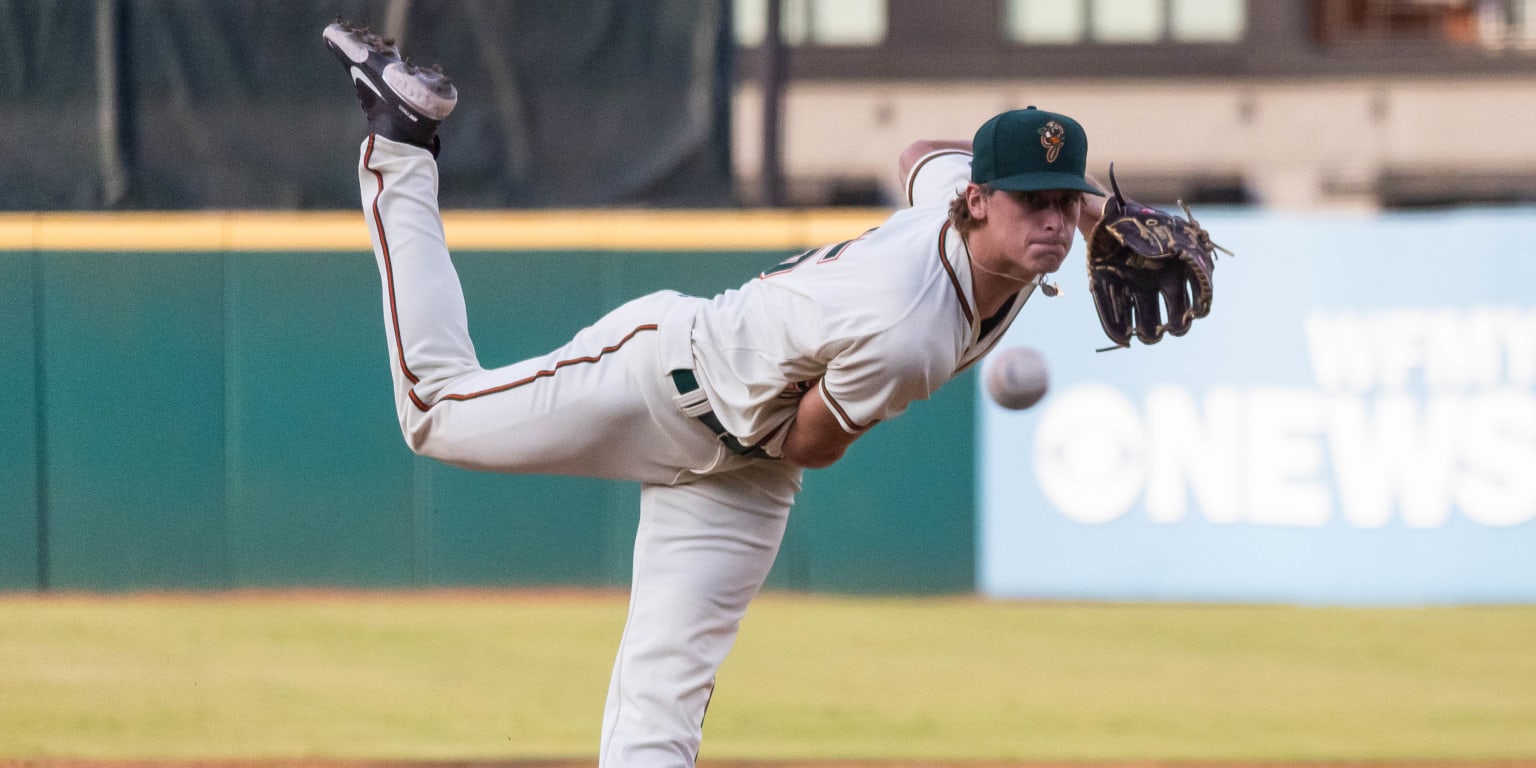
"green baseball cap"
971,106,1100,194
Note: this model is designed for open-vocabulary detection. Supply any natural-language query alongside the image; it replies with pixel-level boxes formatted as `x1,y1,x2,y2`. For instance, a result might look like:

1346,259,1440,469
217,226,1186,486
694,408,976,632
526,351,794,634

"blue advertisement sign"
979,209,1536,605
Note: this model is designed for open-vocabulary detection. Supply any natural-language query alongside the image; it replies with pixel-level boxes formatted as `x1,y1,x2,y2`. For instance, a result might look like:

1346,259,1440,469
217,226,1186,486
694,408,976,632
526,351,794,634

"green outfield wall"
0,211,975,594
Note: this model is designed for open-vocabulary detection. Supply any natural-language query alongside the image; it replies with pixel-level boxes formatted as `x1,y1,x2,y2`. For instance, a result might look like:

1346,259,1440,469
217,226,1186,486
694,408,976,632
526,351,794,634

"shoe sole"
323,21,457,121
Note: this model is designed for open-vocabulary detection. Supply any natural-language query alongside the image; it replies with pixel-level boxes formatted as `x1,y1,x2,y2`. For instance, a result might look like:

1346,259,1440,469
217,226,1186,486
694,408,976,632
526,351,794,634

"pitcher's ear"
966,184,989,220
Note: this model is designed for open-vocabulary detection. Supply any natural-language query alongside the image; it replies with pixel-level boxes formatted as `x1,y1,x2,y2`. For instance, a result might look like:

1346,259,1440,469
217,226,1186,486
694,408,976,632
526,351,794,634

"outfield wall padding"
0,225,974,594
0,253,41,589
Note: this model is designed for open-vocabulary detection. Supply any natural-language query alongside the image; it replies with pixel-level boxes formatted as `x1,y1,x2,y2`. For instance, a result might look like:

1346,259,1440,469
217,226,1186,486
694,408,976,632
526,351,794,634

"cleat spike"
323,17,458,151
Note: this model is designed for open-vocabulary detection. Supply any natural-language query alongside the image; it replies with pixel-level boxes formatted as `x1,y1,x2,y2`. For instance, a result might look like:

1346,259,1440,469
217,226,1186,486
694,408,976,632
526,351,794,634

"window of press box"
1004,0,1247,44
734,0,888,46
1312,0,1536,49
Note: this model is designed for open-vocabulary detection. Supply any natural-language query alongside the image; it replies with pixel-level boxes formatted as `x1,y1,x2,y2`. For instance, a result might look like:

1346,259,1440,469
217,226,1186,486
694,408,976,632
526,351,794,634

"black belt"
670,369,774,459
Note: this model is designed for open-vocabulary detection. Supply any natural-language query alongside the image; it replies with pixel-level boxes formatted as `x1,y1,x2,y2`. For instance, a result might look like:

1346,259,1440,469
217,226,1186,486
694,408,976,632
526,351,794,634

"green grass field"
2,591,1534,762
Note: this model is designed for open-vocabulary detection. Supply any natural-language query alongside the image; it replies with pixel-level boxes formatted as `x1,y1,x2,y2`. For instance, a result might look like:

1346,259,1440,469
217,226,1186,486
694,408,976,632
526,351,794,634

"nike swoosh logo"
350,67,383,99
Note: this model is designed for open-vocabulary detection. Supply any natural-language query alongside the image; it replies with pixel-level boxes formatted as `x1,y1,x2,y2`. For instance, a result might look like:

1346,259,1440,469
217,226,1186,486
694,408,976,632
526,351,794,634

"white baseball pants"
357,135,802,768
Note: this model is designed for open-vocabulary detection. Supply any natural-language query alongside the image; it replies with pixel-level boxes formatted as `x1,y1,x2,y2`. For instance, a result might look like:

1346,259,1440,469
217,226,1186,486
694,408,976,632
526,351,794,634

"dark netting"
0,0,734,210
0,0,101,208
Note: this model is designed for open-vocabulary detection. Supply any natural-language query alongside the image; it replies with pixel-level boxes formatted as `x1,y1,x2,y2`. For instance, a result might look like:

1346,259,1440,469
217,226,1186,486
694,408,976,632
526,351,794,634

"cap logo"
1038,121,1066,163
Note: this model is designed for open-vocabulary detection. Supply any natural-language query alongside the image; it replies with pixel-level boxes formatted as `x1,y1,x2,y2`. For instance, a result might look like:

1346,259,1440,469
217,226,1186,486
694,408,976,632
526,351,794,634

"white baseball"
985,346,1050,410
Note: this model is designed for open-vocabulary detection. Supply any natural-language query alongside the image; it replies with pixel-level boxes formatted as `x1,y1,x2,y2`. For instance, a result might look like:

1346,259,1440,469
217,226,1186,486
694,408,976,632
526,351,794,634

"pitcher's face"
971,187,1082,279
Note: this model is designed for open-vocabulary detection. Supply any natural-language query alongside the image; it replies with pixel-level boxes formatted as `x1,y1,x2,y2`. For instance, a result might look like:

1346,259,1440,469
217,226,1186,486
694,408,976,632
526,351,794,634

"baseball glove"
1086,166,1230,349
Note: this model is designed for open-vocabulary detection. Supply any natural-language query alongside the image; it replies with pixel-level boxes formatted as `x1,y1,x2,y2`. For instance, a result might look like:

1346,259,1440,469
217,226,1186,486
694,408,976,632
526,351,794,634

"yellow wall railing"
0,209,891,252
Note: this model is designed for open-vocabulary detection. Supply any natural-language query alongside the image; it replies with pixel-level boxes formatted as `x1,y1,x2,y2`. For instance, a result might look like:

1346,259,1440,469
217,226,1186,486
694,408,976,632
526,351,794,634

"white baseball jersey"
686,148,1034,454
355,135,1034,768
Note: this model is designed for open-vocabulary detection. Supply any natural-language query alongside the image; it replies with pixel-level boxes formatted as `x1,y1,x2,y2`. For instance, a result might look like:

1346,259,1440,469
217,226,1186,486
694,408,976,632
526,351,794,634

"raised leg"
356,136,711,483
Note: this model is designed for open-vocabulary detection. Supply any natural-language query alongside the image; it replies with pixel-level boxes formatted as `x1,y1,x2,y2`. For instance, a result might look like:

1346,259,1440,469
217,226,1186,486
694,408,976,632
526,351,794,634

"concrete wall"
734,77,1536,209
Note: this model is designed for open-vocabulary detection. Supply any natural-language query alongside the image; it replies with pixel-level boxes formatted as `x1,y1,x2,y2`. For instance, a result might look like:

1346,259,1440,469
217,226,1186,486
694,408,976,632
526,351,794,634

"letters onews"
1032,307,1536,529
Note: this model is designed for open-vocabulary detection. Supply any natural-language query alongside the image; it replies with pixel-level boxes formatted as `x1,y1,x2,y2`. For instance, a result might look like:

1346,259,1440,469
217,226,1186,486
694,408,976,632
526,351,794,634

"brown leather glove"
1087,166,1230,349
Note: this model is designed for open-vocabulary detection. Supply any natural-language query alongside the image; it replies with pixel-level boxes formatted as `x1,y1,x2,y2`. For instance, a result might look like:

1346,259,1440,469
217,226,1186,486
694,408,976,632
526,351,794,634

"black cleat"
323,19,457,153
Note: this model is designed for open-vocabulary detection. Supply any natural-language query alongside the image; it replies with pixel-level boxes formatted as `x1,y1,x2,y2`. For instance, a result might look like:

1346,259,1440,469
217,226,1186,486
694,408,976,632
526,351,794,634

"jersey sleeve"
818,327,952,433
904,150,973,208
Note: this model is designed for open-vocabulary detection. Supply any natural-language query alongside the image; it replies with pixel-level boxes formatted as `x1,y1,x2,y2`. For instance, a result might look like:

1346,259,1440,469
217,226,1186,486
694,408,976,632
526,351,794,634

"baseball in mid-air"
985,346,1049,410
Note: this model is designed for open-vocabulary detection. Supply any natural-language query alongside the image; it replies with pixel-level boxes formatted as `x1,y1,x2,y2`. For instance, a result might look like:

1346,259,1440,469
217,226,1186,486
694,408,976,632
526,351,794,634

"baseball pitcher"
324,16,1221,768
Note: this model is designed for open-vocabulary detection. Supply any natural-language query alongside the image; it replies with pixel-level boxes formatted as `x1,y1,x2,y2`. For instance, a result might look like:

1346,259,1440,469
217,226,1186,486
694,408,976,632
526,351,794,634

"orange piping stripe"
820,385,871,433
364,133,420,386
408,390,431,411
411,324,659,411
905,149,971,206
936,220,975,327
